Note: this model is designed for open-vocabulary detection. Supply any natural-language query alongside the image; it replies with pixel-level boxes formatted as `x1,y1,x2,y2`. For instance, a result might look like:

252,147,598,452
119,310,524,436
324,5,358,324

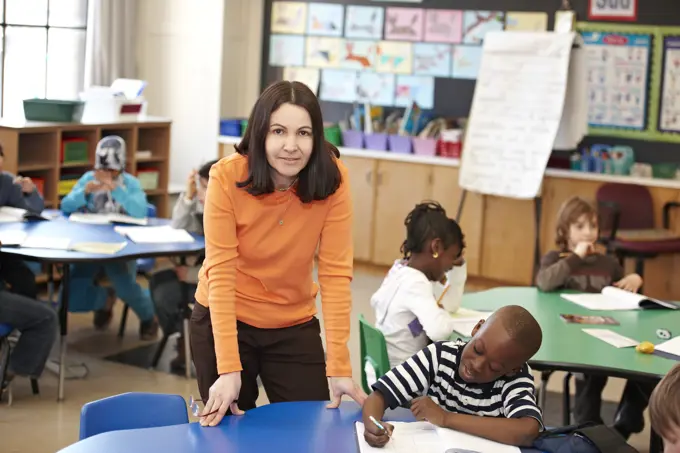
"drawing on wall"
660,37,680,133
452,45,483,80
305,37,342,68
582,31,650,130
356,72,395,106
505,11,548,32
385,7,424,41
462,11,504,44
319,69,358,103
307,3,344,37
345,5,384,40
340,40,377,70
424,9,462,43
283,67,321,94
375,41,412,74
395,75,435,109
413,43,452,77
271,2,307,34
269,35,305,67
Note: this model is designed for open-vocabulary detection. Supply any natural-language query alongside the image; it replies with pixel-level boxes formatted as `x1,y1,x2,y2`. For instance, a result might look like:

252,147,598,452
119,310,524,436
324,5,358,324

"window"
0,0,88,118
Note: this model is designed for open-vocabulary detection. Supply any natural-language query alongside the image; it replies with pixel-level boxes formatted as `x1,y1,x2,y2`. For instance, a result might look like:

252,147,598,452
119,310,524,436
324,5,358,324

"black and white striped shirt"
372,340,543,428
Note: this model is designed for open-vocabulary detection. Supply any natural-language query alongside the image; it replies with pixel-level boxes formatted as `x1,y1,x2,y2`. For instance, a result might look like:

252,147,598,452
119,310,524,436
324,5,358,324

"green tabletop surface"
457,287,679,381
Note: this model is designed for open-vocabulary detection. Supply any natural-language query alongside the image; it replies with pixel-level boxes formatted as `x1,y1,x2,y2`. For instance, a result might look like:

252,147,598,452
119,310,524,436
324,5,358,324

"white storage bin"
79,97,146,123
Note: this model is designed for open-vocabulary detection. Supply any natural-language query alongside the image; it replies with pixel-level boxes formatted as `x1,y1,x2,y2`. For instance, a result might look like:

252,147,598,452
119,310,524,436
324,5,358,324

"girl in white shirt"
371,201,467,367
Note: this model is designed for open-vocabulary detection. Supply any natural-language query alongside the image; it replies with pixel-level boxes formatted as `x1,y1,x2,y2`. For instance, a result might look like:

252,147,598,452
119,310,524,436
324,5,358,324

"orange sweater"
195,153,353,377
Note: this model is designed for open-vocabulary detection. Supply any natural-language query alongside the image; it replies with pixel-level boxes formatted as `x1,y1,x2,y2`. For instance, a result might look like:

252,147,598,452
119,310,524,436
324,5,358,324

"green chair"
359,314,390,395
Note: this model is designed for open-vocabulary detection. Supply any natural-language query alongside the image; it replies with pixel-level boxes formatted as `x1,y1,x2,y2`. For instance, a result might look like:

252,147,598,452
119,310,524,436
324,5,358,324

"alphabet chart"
582,31,651,130
660,37,680,133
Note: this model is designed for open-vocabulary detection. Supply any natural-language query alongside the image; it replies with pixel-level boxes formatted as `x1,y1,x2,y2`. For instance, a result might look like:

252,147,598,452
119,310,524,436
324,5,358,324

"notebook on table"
561,286,679,311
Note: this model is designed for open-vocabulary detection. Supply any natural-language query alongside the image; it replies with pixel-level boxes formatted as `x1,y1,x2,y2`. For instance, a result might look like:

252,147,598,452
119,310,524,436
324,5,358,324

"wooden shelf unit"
0,117,172,217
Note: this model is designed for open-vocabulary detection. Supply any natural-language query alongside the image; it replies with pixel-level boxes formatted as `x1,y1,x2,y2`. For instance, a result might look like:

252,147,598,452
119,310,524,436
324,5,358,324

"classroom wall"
136,0,225,190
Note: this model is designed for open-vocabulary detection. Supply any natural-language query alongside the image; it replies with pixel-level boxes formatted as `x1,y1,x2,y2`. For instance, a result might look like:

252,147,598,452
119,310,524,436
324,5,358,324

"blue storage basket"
220,119,243,137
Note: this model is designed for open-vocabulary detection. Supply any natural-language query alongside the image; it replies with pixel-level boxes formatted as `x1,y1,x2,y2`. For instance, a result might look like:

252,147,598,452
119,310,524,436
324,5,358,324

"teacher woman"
191,81,367,427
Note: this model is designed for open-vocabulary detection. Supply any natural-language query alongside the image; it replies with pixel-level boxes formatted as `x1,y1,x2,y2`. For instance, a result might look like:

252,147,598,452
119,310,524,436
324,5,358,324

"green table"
459,287,678,381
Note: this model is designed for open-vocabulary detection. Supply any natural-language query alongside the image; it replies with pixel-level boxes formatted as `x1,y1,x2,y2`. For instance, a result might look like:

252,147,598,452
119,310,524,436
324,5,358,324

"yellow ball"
636,341,655,354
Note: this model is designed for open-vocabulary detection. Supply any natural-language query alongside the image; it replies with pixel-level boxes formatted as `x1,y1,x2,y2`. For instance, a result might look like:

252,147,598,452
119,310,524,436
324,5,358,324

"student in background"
536,196,652,439
362,305,543,448
650,363,680,453
60,136,158,340
371,201,467,367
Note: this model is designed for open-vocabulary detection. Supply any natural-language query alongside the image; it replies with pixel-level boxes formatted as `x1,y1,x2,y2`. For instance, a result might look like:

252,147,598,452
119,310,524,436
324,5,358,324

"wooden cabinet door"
341,156,377,262
372,161,433,266
430,166,484,276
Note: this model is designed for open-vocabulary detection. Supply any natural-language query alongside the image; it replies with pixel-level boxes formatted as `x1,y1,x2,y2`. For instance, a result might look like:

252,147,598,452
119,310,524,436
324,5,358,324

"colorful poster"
307,3,344,37
345,6,384,40
659,37,680,133
340,40,377,70
395,75,435,109
413,43,452,77
462,11,504,44
582,31,650,130
375,41,412,74
356,72,395,106
319,69,358,103
305,37,342,68
505,12,548,32
452,45,483,80
384,7,424,41
269,35,305,67
423,9,462,43
283,67,321,94
271,2,307,34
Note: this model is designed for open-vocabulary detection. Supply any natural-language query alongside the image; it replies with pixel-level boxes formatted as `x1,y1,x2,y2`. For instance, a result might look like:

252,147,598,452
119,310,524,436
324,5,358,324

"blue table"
57,401,542,453
0,214,205,401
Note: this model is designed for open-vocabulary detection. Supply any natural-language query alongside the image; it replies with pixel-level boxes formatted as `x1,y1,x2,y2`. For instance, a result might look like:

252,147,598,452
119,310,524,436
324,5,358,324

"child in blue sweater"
60,136,158,339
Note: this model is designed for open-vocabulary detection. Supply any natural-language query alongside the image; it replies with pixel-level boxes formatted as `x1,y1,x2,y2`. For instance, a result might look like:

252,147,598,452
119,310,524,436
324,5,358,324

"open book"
0,206,52,223
355,421,520,453
561,286,678,311
68,212,148,226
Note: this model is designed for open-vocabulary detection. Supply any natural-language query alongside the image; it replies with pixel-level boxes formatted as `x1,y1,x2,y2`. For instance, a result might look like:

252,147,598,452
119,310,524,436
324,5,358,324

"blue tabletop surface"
0,213,205,263
58,401,542,453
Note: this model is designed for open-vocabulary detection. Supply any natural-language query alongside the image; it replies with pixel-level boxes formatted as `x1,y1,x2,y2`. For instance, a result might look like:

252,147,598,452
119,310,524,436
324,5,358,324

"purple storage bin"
388,134,412,154
364,133,388,151
342,130,364,149
413,137,437,156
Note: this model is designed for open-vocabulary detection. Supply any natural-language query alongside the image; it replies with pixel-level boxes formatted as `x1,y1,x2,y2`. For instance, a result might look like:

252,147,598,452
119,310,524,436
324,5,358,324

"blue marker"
369,416,391,438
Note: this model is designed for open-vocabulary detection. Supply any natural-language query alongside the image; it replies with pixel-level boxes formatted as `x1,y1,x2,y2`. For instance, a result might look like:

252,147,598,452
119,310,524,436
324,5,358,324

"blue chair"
0,323,40,405
79,392,189,440
118,203,157,338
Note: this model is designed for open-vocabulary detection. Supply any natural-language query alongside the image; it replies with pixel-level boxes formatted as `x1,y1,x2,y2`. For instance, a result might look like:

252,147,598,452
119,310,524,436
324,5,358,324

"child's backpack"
533,424,640,453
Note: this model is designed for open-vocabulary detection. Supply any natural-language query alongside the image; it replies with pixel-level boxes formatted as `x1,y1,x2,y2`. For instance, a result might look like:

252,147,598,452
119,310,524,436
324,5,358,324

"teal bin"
23,99,85,122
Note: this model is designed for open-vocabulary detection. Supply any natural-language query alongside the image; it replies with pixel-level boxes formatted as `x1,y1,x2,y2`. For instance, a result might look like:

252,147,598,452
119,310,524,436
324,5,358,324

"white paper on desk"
655,336,680,356
458,31,577,199
436,426,521,453
356,422,442,453
582,329,639,348
114,225,194,244
70,242,128,255
21,236,71,250
0,230,28,246
449,311,492,337
68,213,148,226
0,206,27,223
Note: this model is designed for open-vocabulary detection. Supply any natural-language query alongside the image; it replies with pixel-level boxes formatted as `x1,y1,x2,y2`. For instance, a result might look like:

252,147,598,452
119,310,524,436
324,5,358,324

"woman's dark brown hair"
235,81,341,203
555,196,598,250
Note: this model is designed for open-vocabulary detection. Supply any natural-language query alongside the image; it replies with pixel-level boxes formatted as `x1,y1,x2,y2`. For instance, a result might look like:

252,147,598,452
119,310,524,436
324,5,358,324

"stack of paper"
0,230,28,246
355,421,520,453
70,242,128,255
114,225,194,244
21,237,71,250
69,213,148,226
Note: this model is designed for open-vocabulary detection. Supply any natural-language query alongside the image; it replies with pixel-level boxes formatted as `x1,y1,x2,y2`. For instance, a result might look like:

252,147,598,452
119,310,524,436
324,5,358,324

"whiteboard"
458,31,581,199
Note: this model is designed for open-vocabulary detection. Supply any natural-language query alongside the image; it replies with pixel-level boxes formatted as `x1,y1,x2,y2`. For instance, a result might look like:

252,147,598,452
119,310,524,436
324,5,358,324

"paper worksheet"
582,329,639,348
0,230,28,246
436,425,521,453
654,336,680,356
449,310,492,338
69,213,148,226
114,225,194,244
21,236,71,250
70,242,128,255
356,422,441,453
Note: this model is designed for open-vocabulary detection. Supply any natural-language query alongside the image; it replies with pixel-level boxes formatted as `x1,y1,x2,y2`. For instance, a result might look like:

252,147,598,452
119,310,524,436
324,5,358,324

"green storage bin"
652,163,678,179
324,124,341,146
23,99,85,122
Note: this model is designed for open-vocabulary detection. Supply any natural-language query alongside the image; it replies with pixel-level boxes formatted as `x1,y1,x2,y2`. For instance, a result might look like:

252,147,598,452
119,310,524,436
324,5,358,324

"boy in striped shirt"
362,305,543,448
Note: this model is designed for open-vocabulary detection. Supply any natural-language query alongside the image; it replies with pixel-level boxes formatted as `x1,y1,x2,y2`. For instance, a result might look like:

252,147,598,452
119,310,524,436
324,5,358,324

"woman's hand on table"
327,377,368,409
201,371,244,427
